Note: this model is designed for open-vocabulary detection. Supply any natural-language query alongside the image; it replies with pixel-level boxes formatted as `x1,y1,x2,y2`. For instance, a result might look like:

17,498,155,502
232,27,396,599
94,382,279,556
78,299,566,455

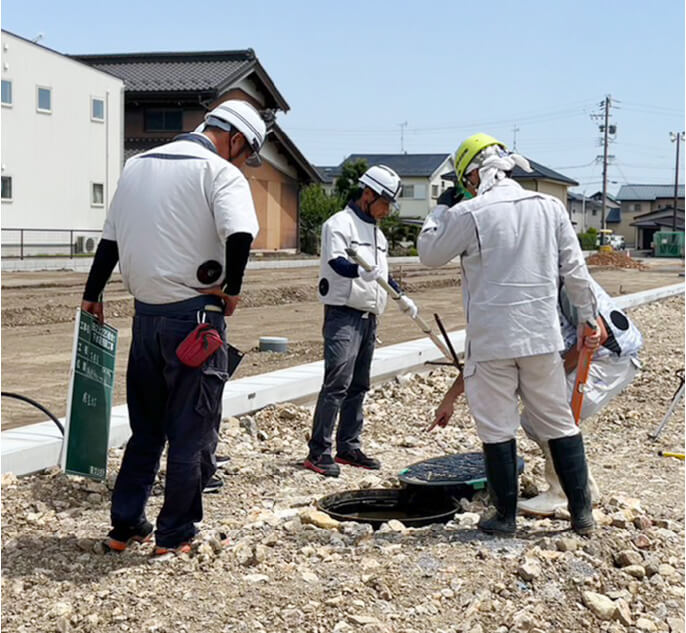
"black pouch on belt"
176,312,223,368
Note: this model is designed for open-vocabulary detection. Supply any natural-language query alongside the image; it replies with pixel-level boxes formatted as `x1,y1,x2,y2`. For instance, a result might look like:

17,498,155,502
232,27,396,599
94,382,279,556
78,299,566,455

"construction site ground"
1,257,683,431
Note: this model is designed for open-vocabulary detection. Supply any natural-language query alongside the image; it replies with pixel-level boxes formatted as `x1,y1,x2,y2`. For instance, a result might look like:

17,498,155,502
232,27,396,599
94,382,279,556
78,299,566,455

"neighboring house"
567,191,621,232
440,157,578,207
318,153,453,219
74,49,322,251
1,30,124,255
615,184,685,248
630,207,684,250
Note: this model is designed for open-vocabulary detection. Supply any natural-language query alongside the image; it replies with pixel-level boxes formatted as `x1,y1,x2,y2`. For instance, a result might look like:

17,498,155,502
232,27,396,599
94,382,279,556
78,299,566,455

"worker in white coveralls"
418,133,600,536
305,165,418,477
518,277,643,515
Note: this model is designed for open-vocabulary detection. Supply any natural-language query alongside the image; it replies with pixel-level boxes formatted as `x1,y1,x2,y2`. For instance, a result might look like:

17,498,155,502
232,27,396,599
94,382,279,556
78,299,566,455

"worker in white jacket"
419,133,599,536
519,277,642,515
305,165,417,477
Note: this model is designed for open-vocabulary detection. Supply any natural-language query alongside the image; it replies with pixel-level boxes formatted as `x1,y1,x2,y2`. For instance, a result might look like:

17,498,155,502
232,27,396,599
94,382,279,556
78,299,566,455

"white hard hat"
358,164,402,210
201,100,267,167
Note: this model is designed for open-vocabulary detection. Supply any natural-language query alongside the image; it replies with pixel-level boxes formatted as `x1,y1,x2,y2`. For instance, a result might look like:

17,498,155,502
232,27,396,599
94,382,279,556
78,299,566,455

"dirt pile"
587,252,649,270
1,297,684,632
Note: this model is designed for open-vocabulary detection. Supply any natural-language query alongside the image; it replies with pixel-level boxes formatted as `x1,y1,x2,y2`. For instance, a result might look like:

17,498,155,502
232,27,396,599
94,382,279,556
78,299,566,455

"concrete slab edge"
2,283,683,476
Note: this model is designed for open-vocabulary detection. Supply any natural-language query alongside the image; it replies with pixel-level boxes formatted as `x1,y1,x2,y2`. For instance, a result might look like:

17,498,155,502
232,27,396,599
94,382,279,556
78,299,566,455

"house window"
414,184,426,200
1,80,12,106
91,183,104,206
91,97,105,121
145,109,183,132
37,86,52,112
401,184,414,198
2,176,13,201
591,209,597,216
431,184,439,198
631,203,641,212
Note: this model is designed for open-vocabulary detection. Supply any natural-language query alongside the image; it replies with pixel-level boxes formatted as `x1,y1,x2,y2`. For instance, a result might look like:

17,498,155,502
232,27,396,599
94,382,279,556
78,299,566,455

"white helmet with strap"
199,100,267,167
358,164,402,210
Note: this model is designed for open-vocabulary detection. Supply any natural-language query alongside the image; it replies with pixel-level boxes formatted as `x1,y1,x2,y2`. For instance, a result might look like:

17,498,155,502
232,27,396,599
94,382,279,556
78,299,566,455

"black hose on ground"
1,392,64,435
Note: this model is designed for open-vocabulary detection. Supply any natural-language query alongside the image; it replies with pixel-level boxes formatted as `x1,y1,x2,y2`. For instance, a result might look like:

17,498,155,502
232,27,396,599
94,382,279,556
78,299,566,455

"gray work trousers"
308,305,377,459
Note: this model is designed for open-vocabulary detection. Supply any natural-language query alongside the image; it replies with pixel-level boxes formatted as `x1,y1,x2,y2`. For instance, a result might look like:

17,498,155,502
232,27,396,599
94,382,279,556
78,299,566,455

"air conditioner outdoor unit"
74,235,99,254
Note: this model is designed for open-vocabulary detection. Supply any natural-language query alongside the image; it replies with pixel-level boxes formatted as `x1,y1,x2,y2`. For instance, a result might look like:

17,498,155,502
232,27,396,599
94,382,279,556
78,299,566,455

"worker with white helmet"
519,277,643,516
420,133,600,536
305,165,417,477
80,100,267,555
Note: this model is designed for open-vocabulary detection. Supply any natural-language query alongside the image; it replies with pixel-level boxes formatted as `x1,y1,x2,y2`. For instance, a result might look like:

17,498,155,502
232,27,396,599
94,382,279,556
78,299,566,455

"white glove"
359,264,382,283
396,294,418,319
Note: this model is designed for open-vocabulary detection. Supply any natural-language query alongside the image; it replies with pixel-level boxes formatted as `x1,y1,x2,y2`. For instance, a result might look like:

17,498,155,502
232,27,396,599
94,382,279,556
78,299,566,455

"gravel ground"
1,297,684,633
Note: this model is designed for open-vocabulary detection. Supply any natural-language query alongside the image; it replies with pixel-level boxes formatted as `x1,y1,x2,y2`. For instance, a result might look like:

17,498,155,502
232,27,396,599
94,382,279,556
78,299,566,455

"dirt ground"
0,295,684,633
1,258,683,430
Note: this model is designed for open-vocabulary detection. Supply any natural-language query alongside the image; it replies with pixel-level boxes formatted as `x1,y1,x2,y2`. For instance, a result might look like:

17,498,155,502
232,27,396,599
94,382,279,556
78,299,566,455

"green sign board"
62,309,118,480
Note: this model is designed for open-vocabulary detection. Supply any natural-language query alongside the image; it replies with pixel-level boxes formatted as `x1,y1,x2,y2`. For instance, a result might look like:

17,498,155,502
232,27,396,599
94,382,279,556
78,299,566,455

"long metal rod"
650,381,685,440
345,246,453,363
433,313,462,371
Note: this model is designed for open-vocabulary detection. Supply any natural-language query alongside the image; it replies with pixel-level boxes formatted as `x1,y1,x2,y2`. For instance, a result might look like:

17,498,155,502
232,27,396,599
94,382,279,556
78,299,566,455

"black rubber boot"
548,434,596,536
477,439,518,537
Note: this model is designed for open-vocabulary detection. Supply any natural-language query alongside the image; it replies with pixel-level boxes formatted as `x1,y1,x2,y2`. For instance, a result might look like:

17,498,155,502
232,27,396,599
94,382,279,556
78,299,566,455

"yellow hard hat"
454,133,506,187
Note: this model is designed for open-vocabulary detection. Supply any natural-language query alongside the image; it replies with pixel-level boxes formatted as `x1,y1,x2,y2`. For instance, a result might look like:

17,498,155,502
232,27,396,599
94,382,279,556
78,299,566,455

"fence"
1,228,103,259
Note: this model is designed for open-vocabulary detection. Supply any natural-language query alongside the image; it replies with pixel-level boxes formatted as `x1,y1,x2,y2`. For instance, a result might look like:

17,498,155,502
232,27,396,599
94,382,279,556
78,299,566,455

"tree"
380,212,421,255
334,158,368,203
299,184,339,254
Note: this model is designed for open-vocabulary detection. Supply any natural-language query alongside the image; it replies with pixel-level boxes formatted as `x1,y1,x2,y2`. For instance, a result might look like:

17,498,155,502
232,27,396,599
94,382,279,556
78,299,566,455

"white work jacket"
418,178,595,362
317,206,389,315
102,134,259,304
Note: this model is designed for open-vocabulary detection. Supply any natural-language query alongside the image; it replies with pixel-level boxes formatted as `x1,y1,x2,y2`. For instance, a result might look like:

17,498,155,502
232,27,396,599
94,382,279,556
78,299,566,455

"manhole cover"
398,452,525,490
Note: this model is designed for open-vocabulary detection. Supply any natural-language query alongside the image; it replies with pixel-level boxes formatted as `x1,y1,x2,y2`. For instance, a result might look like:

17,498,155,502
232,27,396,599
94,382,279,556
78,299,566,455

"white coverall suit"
418,178,596,444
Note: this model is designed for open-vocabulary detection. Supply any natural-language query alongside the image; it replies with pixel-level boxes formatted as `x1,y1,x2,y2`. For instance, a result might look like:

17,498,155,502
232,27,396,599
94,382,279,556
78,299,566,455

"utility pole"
399,121,408,154
600,96,610,245
670,131,685,231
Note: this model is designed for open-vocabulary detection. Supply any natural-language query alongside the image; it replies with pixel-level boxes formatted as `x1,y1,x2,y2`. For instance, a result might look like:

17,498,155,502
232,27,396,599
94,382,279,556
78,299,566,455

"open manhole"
317,452,525,529
316,488,458,530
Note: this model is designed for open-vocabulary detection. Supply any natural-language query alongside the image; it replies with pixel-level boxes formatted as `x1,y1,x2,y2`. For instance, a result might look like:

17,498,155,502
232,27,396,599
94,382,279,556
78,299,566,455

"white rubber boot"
520,444,601,516
519,444,566,516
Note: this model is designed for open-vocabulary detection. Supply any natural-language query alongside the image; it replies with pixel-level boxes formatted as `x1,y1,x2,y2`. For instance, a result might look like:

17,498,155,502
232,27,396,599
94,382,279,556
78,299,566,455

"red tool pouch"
176,316,223,368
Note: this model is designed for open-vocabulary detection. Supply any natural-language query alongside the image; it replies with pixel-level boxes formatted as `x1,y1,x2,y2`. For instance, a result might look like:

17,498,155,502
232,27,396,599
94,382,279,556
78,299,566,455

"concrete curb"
2,282,683,477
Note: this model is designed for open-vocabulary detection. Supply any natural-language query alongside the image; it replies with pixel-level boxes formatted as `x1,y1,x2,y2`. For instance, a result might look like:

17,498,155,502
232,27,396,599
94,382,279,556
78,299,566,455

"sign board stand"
61,309,118,480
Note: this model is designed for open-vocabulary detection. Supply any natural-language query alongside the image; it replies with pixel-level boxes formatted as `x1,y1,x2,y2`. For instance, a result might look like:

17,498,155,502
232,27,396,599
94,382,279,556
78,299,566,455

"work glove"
436,186,464,208
359,265,383,283
396,294,418,319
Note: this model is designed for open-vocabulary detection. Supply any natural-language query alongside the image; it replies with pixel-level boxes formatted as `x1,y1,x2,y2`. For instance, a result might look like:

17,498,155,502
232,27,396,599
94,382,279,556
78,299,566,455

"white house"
318,153,453,219
1,30,124,256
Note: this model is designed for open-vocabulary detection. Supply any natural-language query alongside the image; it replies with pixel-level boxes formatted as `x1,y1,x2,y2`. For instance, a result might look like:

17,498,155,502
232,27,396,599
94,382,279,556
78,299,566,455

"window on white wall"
414,184,426,200
37,86,51,112
91,183,104,206
2,176,13,201
1,80,12,106
91,97,105,121
431,184,439,198
401,184,414,198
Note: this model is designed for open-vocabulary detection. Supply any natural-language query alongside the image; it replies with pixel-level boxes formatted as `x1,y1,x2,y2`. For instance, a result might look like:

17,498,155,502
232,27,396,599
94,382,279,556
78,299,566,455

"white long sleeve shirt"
418,178,595,362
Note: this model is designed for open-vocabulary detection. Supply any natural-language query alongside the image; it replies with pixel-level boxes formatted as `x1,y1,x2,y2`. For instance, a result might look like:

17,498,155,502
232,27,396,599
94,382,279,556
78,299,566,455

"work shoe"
335,449,381,470
203,475,224,494
548,434,596,536
103,520,153,552
304,454,340,477
477,440,518,537
215,454,231,469
152,542,192,557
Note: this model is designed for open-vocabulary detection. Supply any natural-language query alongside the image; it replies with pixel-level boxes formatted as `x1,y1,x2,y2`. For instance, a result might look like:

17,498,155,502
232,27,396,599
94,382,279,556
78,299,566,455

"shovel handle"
570,320,598,425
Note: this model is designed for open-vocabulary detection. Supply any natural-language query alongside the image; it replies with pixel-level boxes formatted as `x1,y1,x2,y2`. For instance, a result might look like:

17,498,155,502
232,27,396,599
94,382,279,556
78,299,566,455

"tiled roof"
616,184,685,201
73,50,289,110
317,154,452,182
606,207,621,223
440,157,578,187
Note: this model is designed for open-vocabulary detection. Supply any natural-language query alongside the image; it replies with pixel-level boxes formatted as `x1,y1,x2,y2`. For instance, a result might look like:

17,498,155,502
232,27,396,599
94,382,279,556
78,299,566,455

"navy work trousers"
308,305,377,459
110,296,228,548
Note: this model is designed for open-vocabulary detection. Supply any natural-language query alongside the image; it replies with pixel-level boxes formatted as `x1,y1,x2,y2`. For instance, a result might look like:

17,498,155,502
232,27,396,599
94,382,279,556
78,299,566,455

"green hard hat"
454,133,506,188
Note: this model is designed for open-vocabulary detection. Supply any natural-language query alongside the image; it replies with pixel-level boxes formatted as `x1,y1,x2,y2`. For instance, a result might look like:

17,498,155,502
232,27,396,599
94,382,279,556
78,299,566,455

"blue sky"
3,0,684,194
